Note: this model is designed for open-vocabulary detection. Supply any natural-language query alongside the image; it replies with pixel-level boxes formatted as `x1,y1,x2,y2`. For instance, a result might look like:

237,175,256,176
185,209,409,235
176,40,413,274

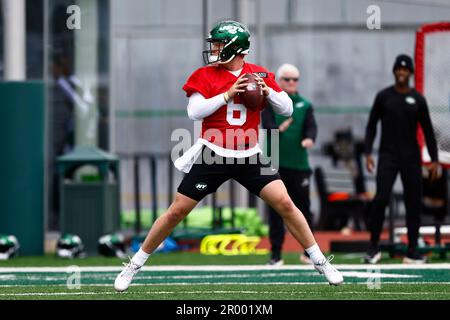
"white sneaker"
363,251,382,264
266,258,284,266
402,251,427,264
313,255,344,286
114,258,142,292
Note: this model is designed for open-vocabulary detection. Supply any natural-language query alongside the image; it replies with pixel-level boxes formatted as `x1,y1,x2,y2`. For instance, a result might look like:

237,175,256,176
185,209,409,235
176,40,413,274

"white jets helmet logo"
219,25,244,34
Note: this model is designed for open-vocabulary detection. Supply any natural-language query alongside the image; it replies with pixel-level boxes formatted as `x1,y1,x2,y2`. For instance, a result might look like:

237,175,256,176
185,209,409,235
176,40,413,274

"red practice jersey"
183,62,282,150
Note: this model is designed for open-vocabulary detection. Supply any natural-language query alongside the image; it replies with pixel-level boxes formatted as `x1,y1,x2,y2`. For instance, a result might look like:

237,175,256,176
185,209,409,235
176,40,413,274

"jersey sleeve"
303,105,318,142
418,95,438,162
265,72,282,92
182,68,210,98
364,91,383,155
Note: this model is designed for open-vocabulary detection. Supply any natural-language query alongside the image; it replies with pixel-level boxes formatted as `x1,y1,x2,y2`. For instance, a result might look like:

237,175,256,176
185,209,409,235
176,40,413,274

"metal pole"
43,0,50,232
2,0,26,80
150,156,158,225
287,0,298,25
202,0,208,51
168,155,174,205
229,180,236,228
74,0,99,147
109,0,116,153
212,193,217,229
255,0,263,65
133,156,141,235
233,0,250,23
248,192,257,208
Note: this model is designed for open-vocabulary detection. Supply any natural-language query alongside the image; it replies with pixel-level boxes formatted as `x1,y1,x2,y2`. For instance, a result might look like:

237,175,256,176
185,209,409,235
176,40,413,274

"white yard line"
0,264,450,273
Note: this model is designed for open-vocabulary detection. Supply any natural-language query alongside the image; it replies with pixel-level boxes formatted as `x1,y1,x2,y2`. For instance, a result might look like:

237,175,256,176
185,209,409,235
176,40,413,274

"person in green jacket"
262,63,317,265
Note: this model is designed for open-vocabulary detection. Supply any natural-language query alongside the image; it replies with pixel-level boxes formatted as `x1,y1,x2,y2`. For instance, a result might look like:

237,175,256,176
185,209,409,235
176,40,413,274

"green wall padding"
0,81,45,255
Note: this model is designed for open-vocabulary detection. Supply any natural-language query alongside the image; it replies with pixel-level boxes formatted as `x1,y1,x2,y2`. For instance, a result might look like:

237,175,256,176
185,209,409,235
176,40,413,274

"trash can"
57,146,121,255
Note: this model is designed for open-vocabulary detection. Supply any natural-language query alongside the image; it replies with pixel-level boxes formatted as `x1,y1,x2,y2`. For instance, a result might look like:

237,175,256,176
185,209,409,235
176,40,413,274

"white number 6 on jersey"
226,101,247,125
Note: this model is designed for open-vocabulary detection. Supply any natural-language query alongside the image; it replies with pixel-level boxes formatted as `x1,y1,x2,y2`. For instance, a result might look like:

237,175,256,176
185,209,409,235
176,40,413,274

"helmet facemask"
203,40,242,65
203,41,225,65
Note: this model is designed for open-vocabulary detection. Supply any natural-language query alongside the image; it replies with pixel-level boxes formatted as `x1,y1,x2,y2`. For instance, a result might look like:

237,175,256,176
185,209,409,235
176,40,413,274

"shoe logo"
195,182,208,191
301,178,309,187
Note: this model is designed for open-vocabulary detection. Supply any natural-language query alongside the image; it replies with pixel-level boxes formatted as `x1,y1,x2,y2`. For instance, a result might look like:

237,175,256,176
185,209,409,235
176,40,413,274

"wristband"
223,92,230,103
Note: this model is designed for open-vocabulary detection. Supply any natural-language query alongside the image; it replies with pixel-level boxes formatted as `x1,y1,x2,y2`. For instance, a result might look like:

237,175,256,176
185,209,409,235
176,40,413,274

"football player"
114,20,343,292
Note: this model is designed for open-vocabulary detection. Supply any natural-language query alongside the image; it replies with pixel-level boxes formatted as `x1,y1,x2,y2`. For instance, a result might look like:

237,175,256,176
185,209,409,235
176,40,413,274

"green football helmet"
0,235,20,260
56,234,86,258
203,20,250,65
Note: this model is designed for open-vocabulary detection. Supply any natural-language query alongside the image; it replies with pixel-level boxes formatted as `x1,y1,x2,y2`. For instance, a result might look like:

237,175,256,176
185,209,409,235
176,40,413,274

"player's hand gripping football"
254,74,270,97
226,74,249,100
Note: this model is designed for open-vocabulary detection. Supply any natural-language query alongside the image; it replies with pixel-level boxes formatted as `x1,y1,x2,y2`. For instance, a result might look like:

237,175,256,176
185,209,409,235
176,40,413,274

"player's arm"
303,106,318,142
266,89,293,116
255,74,293,116
301,106,317,149
364,92,382,155
364,92,382,173
187,92,227,120
418,96,440,180
186,74,248,120
418,96,438,162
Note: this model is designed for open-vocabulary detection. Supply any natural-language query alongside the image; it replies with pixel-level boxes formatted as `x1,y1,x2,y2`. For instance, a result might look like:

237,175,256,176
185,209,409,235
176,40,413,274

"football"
239,73,265,110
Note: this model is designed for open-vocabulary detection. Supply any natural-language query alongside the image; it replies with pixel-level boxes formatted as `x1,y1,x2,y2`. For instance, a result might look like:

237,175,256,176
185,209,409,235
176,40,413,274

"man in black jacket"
364,54,439,264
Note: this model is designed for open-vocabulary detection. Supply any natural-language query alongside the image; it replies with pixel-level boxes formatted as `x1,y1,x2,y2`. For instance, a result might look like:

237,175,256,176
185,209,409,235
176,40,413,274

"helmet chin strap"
208,54,236,65
218,54,236,64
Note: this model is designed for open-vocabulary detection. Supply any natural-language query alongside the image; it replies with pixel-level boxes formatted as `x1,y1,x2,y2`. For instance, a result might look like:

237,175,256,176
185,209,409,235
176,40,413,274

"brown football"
239,73,265,110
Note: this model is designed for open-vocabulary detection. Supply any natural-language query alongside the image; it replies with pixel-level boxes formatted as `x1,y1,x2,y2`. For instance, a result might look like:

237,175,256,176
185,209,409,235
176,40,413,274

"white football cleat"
114,258,142,292
313,255,344,286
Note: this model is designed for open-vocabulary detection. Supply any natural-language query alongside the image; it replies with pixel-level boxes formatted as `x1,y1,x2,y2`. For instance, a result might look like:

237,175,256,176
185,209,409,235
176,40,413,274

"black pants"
368,158,422,251
268,167,313,260
178,147,280,201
